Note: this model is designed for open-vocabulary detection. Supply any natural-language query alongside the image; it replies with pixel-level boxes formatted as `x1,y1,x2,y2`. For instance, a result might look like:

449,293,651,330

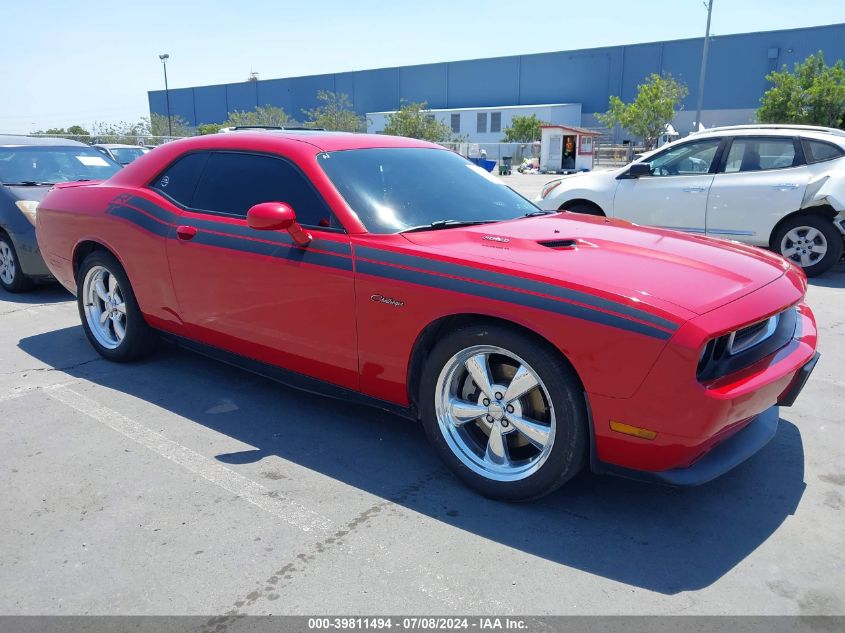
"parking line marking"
48,386,332,534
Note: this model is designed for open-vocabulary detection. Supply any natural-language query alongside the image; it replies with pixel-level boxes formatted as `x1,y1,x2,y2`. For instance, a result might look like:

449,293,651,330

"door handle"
176,225,198,241
682,186,707,193
773,183,800,190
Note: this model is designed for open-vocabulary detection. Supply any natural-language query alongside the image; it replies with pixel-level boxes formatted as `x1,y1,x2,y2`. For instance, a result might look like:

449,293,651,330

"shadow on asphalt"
19,325,806,595
808,260,845,288
0,284,71,305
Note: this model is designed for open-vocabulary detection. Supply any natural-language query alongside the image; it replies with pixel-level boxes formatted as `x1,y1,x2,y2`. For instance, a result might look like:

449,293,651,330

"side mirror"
247,202,312,246
626,162,652,178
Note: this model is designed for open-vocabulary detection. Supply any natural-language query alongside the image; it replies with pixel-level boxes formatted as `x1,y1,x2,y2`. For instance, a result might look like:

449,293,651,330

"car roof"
690,124,845,143
159,131,443,153
94,143,145,149
694,124,845,136
0,135,89,147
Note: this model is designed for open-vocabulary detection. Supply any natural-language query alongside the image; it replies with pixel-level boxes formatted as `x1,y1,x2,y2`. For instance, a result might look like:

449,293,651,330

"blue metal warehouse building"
148,23,845,140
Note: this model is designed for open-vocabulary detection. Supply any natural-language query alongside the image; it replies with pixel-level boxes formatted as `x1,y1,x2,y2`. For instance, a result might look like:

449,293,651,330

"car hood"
4,184,53,202
400,213,791,317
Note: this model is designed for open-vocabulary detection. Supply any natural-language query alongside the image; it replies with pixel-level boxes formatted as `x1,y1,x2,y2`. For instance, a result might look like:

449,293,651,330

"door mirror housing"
625,162,652,178
247,202,312,246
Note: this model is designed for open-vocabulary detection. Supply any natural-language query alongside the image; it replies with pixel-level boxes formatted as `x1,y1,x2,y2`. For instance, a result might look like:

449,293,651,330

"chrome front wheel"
83,265,127,350
435,345,557,482
421,325,587,500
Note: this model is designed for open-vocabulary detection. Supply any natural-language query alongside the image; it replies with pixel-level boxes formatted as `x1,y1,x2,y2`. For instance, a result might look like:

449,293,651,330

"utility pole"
159,53,172,137
694,0,714,132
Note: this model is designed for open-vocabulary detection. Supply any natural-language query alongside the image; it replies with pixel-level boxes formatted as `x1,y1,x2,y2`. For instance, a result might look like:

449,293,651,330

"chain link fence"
9,133,186,146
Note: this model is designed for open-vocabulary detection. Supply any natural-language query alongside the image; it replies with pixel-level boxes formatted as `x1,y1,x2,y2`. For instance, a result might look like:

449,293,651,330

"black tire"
772,215,843,277
419,324,587,501
560,201,604,216
0,231,34,293
77,250,157,362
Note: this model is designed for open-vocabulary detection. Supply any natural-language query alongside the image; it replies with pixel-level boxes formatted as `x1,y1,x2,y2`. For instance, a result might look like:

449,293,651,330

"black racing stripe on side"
121,195,175,223
357,260,671,340
122,194,351,255
193,231,353,272
107,206,173,238
355,246,678,332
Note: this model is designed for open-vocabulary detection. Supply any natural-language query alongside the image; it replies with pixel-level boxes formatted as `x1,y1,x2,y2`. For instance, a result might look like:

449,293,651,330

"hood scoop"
538,238,578,250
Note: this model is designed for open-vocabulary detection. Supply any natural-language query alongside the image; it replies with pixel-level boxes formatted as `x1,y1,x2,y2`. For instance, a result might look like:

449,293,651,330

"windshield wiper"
3,181,55,186
399,220,496,233
523,210,556,217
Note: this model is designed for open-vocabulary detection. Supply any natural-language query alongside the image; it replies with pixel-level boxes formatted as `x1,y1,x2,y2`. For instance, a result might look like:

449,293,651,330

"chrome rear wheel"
82,265,127,350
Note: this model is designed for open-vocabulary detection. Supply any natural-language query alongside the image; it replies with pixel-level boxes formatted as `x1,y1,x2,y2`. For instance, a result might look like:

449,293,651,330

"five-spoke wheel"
774,215,843,277
77,250,157,361
421,324,587,501
83,265,128,350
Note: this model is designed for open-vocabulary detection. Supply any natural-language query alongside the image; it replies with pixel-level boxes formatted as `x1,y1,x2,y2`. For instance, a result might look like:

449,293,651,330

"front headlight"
15,200,39,226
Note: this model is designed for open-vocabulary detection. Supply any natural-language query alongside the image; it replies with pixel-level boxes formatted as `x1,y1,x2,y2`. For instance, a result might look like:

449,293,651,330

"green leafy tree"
758,51,845,128
67,125,90,137
382,101,453,142
197,123,223,135
147,114,192,138
223,105,295,128
501,114,547,142
598,73,688,149
302,91,363,132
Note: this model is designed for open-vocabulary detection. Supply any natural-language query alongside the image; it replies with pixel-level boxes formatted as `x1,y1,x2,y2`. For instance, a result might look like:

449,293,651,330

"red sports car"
36,132,819,500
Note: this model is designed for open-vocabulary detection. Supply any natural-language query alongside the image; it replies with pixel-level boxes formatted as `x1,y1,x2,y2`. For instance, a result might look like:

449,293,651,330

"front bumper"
594,405,780,486
591,346,819,487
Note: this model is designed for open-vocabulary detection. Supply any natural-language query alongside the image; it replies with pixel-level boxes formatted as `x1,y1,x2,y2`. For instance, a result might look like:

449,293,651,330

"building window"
490,112,502,133
477,112,487,133
451,113,460,134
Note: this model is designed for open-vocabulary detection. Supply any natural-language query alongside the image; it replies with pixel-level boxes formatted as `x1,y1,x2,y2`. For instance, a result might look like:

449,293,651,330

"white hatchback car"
536,125,845,276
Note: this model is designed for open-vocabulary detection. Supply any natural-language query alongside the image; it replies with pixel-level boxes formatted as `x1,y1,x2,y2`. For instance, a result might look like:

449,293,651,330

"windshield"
317,148,538,233
0,146,121,185
110,147,146,165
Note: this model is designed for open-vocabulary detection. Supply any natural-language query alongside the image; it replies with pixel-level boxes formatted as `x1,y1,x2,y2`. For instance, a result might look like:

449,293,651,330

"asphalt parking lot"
1,173,844,616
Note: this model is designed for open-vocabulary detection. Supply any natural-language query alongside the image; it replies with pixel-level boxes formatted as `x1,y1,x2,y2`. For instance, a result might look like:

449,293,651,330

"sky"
2,0,845,132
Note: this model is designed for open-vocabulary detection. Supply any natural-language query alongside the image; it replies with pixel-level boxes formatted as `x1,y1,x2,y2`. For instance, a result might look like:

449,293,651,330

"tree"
382,101,453,142
501,114,546,142
302,91,363,132
758,51,845,128
598,73,688,149
197,123,223,135
223,105,295,128
147,114,192,138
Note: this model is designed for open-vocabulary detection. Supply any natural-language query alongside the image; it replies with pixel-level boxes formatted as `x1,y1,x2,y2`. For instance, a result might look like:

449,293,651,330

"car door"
155,150,359,390
612,137,724,234
705,136,810,246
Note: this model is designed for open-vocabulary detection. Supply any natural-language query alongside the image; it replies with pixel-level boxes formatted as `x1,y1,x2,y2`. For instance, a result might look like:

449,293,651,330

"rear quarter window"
150,152,210,206
801,139,845,164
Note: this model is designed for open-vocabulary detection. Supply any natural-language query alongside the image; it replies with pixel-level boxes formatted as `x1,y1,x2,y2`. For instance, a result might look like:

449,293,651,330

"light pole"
159,53,172,137
694,0,714,132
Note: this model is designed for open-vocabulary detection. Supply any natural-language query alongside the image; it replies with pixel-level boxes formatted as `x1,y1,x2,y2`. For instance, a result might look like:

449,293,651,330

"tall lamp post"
159,53,172,137
694,0,714,132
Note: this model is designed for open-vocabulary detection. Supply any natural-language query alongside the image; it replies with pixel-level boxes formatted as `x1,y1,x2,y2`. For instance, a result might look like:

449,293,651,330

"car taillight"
540,180,562,199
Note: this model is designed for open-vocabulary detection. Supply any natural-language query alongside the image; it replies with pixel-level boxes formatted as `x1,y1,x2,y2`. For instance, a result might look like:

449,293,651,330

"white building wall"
367,104,582,143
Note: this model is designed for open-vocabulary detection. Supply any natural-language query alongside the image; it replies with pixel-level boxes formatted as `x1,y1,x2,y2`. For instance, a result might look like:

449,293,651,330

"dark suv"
0,136,121,292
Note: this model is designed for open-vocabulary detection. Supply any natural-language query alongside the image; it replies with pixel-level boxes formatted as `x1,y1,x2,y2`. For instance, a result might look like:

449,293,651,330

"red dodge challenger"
35,131,819,500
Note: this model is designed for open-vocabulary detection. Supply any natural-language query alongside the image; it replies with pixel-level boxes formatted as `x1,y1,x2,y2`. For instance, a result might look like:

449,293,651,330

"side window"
647,139,721,176
802,138,845,164
723,137,796,173
189,152,334,227
151,152,210,206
